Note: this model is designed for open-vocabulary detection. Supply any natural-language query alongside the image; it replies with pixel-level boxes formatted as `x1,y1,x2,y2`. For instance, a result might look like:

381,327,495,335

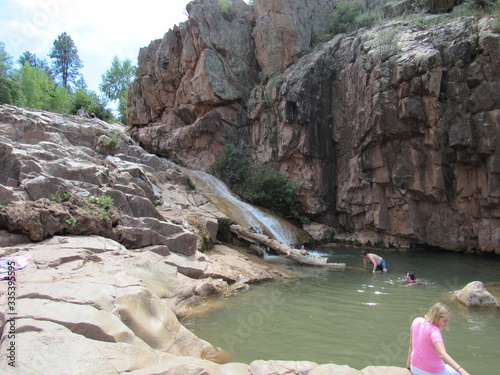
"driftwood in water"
230,225,346,269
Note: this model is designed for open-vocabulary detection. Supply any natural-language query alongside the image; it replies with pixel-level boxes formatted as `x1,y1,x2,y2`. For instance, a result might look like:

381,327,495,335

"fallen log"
230,224,346,269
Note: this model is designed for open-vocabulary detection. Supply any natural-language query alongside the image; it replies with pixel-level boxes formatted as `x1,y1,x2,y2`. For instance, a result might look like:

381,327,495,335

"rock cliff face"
128,0,500,253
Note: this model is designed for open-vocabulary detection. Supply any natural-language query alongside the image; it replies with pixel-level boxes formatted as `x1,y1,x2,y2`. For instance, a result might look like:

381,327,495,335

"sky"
0,0,191,95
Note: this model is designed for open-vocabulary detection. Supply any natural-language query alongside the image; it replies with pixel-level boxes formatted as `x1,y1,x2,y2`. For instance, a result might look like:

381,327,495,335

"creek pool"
182,246,500,373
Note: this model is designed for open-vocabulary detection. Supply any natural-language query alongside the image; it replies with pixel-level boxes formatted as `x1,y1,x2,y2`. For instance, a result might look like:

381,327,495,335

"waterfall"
189,170,296,245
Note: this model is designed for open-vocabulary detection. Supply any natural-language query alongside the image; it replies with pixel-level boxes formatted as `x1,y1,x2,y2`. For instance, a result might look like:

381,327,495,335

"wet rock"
303,222,335,242
452,281,500,308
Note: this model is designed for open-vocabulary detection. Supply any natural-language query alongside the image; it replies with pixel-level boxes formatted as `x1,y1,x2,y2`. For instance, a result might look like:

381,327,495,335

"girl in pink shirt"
406,303,471,375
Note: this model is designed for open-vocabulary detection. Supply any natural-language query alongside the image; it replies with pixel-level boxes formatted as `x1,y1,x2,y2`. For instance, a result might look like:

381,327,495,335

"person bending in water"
405,272,422,285
361,251,388,273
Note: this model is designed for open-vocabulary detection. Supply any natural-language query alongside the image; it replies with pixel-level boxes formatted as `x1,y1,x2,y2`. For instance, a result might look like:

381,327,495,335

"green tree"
19,63,56,110
50,85,72,113
17,51,36,67
0,42,20,104
72,88,114,122
74,74,88,91
218,0,231,14
0,76,20,104
72,88,94,114
100,56,136,123
18,62,72,112
49,32,83,90
18,51,50,71
0,41,14,76
18,50,53,82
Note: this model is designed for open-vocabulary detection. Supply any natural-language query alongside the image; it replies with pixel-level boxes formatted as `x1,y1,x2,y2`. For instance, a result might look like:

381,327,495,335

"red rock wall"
127,0,500,252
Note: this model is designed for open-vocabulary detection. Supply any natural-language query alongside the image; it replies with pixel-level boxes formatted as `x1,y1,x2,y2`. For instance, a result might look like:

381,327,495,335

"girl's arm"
406,328,412,369
434,341,471,375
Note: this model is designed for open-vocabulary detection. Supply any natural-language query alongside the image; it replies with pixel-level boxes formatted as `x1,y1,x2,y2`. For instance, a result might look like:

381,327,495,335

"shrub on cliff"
331,1,360,34
212,143,249,187
212,143,305,222
241,164,301,220
330,1,380,36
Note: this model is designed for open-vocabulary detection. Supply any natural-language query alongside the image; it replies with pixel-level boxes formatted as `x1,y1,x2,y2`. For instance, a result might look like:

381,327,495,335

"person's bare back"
361,251,387,272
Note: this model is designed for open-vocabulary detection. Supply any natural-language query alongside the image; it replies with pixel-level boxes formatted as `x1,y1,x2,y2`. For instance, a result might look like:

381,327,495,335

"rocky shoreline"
2,235,497,375
0,234,413,375
0,104,413,374
1,105,497,374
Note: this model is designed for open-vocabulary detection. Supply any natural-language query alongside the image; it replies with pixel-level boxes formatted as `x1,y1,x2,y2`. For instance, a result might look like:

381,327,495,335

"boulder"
360,366,412,374
248,360,398,375
249,360,320,375
124,356,250,375
311,364,362,374
303,222,335,242
0,195,122,242
0,229,29,248
451,281,500,308
1,319,123,374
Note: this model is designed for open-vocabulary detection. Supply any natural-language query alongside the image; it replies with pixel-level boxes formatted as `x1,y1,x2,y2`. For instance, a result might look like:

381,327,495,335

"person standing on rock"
361,250,388,272
407,303,471,375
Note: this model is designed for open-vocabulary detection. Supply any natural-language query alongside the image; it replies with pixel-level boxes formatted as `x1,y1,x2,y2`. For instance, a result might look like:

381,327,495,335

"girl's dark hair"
361,251,367,255
408,272,415,280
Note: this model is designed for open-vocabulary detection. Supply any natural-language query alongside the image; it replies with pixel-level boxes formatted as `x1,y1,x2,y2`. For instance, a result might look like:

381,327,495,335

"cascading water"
189,170,296,246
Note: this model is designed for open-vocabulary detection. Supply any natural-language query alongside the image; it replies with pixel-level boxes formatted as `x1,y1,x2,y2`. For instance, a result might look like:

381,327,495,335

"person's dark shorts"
376,259,388,271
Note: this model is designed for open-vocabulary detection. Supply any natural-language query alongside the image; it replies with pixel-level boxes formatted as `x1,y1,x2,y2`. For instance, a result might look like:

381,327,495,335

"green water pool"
183,246,500,373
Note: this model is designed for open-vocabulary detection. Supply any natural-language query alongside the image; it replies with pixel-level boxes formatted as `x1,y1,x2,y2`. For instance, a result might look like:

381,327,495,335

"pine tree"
0,41,13,77
49,32,83,90
18,51,52,78
18,51,38,67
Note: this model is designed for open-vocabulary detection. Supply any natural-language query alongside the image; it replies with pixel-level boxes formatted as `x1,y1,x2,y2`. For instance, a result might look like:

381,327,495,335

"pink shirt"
411,317,445,372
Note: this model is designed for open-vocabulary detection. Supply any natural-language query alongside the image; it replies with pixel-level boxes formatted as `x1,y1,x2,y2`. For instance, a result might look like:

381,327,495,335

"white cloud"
0,0,190,93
